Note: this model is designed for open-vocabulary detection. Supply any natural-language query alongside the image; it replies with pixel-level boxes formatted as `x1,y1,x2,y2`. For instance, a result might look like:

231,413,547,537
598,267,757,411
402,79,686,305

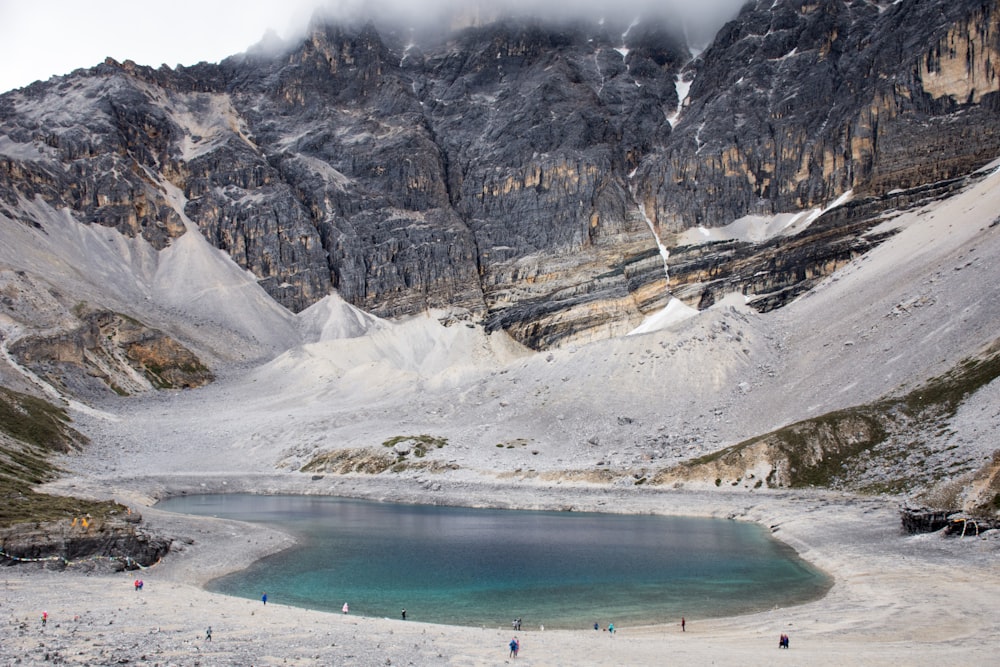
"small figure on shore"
41,611,48,626
594,622,599,631
608,622,615,636
401,609,406,620
342,602,349,614
205,626,212,641
681,616,686,632
262,592,267,605
508,636,519,658
779,633,789,649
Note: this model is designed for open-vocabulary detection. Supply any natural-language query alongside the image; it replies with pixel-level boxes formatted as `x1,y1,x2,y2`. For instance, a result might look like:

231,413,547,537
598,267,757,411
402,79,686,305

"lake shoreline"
4,470,996,665
157,492,833,629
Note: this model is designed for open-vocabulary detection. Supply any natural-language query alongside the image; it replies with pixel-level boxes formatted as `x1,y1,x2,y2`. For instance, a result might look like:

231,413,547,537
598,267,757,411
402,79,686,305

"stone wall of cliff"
1,0,998,349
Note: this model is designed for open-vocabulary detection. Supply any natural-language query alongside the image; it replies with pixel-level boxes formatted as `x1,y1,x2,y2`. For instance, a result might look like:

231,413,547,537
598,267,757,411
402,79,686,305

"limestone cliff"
1,0,998,350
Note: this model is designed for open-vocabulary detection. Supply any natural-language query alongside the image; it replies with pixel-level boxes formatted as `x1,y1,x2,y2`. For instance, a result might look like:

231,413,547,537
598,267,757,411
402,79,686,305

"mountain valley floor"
3,131,1000,667
2,472,998,666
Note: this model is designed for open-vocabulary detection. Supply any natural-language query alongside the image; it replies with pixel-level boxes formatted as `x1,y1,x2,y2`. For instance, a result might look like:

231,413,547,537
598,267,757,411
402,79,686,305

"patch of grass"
857,479,910,495
0,387,82,454
780,408,888,488
1,488,128,527
301,448,396,474
0,387,124,528
902,348,1000,417
496,438,530,450
677,341,1000,493
382,434,448,460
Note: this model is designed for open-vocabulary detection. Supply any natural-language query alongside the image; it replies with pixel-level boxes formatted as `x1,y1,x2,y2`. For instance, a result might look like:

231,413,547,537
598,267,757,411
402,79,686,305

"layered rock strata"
0,0,998,349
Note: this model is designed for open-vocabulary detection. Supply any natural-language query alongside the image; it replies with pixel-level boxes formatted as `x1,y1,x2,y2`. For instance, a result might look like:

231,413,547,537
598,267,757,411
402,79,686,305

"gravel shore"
3,473,998,666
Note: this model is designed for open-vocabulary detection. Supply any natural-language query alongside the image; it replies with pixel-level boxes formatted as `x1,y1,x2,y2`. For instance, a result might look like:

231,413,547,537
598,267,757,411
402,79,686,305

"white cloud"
0,0,318,93
0,0,745,94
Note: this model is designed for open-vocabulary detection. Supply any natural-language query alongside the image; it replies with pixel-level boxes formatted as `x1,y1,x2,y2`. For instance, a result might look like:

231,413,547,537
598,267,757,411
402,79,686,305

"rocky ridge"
1,0,998,352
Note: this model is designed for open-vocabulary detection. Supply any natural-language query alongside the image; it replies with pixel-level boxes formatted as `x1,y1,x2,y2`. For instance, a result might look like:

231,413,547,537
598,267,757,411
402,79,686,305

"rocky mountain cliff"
1,0,998,358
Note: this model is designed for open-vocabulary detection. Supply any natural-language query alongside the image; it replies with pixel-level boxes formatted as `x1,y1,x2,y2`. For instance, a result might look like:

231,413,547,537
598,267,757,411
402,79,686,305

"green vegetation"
300,448,396,474
136,354,212,391
679,342,1000,495
301,436,459,476
382,434,448,460
0,387,125,528
901,348,1000,416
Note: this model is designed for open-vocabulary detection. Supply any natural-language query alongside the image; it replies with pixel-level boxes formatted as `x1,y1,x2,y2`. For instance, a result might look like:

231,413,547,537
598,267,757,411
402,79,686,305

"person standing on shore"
401,609,406,620
205,626,212,641
681,617,686,632
262,592,267,605
342,602,349,614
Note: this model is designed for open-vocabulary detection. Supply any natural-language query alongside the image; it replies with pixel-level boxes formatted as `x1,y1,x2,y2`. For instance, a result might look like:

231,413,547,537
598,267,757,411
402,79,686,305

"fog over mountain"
0,0,745,94
309,0,745,40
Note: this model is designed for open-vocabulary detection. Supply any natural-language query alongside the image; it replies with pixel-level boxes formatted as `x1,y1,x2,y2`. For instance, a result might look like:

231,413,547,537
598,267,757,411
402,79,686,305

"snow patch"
667,77,692,127
628,297,698,336
678,191,855,246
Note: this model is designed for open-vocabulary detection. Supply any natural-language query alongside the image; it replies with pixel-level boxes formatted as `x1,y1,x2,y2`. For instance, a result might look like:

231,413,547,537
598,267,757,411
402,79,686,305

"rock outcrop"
1,270,213,398
9,309,214,396
0,515,170,571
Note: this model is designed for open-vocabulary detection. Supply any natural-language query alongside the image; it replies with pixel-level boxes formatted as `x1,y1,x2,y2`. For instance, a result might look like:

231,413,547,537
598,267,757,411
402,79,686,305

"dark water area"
156,494,830,629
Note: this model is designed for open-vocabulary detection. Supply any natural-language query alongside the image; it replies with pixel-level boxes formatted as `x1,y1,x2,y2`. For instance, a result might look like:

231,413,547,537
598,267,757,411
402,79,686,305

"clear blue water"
156,494,830,629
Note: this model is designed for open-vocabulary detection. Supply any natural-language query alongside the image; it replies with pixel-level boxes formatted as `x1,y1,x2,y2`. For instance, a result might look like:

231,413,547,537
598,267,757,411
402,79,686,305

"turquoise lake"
156,494,830,629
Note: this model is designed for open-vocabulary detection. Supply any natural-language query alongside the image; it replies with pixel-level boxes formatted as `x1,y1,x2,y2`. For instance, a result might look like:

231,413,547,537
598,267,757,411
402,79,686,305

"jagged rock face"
1,1,999,349
0,75,187,248
639,0,1000,232
0,270,213,397
8,310,214,396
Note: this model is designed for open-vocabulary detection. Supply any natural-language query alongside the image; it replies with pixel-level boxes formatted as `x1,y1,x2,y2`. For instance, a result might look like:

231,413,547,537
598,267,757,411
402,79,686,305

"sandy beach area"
3,473,998,666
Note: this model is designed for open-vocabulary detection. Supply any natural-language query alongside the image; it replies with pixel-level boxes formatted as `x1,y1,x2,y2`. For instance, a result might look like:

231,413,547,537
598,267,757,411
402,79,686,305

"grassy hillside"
0,387,125,527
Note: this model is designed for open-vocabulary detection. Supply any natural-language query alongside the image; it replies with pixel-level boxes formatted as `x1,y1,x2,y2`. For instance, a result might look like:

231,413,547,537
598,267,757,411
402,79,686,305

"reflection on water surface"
157,494,830,628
